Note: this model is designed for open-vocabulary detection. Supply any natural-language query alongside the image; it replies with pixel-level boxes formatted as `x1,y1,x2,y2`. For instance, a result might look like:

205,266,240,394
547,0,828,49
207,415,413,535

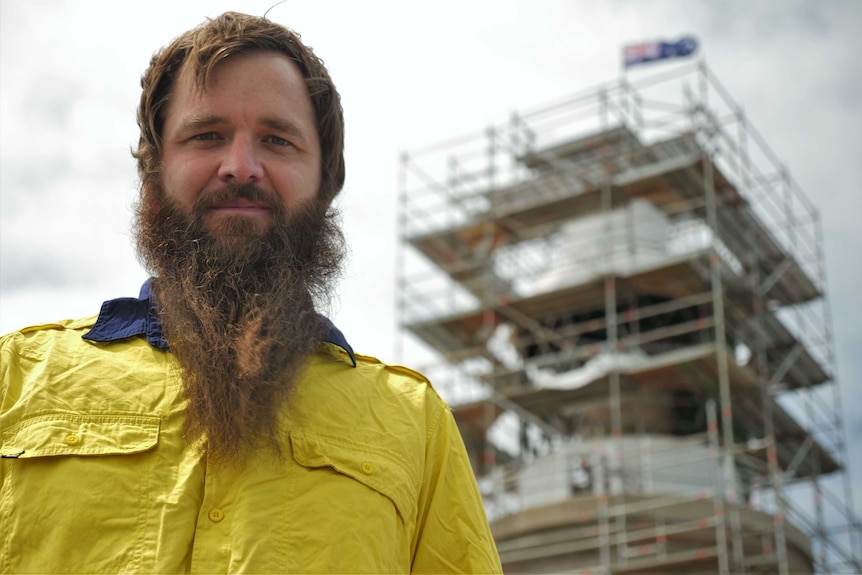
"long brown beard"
135,180,344,463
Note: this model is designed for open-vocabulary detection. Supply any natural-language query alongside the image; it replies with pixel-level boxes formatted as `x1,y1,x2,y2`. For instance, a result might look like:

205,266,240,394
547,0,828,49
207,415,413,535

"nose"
218,136,263,183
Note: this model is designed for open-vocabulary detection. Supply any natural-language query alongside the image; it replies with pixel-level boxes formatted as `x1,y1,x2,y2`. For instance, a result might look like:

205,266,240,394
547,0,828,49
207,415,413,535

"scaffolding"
396,60,861,574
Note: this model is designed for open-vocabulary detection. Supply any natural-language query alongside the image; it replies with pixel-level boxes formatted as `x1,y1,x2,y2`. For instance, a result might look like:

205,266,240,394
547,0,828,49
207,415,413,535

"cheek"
161,157,207,208
278,165,321,209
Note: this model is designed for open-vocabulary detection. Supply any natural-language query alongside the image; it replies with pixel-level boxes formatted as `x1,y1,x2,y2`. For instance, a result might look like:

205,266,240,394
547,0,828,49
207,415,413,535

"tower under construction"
396,61,861,574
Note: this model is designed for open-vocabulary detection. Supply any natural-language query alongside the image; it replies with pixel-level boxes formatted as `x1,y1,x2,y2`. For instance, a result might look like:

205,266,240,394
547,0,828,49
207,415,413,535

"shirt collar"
83,278,356,367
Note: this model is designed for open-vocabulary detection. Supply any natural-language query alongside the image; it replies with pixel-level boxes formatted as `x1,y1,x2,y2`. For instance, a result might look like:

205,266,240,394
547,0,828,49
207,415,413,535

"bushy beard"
135,180,344,464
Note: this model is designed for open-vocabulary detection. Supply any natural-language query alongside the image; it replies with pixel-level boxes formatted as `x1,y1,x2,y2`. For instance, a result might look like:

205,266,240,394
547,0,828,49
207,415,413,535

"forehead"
179,50,302,96
166,51,315,127
198,48,296,80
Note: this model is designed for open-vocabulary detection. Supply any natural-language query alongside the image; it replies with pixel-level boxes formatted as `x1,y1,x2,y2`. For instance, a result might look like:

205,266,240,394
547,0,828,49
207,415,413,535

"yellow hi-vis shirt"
0,292,502,573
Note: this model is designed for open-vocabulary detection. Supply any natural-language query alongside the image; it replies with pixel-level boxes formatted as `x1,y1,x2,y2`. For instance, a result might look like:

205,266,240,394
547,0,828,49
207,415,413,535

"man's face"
160,51,321,238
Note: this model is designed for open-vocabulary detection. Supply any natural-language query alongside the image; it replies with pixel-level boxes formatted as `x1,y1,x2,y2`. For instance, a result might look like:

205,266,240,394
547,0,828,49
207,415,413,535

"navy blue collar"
83,278,356,367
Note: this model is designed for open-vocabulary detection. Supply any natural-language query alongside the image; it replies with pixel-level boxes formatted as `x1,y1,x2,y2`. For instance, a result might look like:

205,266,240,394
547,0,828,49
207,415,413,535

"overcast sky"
1,0,860,525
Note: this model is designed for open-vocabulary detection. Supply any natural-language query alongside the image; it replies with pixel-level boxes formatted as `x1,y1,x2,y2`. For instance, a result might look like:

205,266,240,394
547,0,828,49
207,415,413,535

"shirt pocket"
287,430,418,572
1,412,159,458
0,412,160,573
289,430,417,522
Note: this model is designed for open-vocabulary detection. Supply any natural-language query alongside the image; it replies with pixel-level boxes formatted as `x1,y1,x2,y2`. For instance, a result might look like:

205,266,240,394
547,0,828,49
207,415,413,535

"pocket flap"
1,413,160,458
290,430,416,521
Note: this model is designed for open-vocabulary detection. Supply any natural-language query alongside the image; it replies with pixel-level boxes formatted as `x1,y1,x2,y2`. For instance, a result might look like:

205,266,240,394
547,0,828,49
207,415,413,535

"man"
0,12,502,574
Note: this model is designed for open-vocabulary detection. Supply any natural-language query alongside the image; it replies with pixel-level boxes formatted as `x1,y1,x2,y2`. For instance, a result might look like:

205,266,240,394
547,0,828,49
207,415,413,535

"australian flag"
624,36,698,68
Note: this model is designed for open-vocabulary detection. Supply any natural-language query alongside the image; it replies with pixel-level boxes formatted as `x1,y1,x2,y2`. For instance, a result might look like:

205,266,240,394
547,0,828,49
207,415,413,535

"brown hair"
134,11,345,206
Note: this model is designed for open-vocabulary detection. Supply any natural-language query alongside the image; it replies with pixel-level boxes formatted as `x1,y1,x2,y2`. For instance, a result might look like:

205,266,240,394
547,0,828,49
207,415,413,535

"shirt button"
361,462,374,475
208,508,225,523
64,434,80,446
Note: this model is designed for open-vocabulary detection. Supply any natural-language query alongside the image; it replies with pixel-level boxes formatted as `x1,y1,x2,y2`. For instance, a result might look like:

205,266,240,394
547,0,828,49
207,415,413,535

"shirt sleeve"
411,398,503,574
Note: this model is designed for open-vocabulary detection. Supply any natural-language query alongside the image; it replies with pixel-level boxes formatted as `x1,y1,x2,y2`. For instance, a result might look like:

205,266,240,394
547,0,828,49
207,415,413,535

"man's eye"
265,135,291,146
193,132,220,141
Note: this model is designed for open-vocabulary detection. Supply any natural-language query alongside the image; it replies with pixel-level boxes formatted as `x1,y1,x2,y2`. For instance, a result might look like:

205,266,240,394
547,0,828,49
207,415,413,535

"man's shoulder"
1,315,100,347
315,344,437,394
302,345,449,422
0,313,167,420
354,352,432,386
1,313,161,391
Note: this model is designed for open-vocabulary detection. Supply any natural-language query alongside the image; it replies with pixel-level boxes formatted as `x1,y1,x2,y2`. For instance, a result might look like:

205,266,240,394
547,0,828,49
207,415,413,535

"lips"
193,184,280,220
206,197,272,216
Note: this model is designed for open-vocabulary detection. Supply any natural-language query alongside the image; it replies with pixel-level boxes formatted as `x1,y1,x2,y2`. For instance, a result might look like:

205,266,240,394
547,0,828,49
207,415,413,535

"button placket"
190,454,234,573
